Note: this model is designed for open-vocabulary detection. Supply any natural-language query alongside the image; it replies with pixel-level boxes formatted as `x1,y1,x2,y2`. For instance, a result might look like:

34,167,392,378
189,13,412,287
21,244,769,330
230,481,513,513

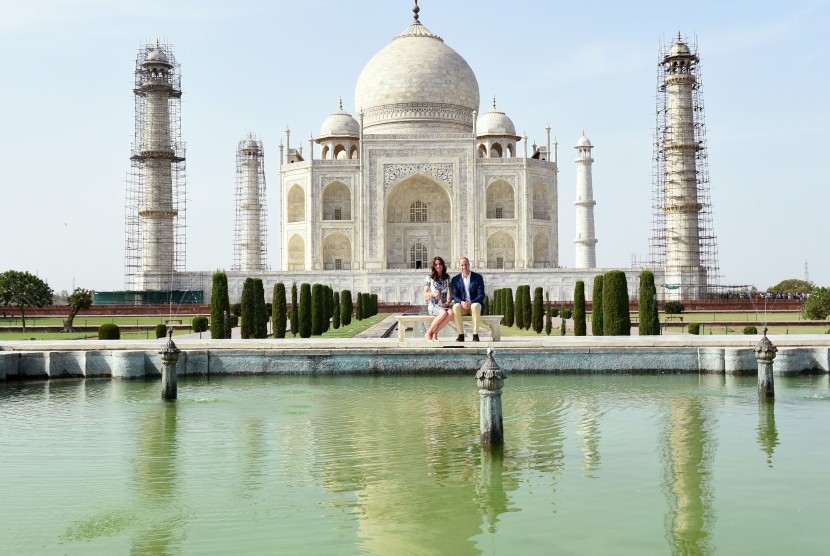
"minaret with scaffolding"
650,35,719,300
233,135,268,272
574,133,597,268
124,42,186,291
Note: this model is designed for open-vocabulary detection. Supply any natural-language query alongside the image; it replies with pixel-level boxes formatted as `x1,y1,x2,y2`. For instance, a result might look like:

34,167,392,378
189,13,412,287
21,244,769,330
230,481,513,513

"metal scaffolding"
649,35,720,299
232,134,269,272
124,42,186,292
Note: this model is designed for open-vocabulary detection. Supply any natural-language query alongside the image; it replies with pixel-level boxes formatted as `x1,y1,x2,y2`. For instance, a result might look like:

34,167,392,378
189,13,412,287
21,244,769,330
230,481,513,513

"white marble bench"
395,314,503,341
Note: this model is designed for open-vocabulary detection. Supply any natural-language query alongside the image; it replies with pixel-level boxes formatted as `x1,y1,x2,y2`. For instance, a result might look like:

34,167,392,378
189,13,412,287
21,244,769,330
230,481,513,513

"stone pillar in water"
477,348,506,445
160,329,180,401
754,327,777,398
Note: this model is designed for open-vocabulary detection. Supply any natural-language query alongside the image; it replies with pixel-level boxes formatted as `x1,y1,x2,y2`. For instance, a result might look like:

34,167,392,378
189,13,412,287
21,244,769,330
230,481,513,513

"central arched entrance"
385,174,452,269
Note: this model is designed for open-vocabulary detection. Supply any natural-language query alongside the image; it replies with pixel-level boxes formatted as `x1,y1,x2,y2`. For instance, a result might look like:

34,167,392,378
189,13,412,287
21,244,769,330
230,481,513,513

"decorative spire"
339,96,343,110
413,0,420,23
493,96,497,109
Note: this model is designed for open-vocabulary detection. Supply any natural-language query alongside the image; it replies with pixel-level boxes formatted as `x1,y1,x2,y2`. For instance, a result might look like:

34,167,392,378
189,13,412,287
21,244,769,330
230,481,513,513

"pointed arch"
287,184,305,223
486,179,515,219
322,232,352,270
486,231,515,269
287,234,305,270
322,181,351,220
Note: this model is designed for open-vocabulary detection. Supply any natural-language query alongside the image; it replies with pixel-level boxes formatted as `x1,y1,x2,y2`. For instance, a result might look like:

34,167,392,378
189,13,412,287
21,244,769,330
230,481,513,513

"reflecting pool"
1,374,828,555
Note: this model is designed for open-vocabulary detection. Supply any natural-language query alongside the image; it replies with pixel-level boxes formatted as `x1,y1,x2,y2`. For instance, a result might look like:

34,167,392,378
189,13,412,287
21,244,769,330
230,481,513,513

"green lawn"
0,315,203,328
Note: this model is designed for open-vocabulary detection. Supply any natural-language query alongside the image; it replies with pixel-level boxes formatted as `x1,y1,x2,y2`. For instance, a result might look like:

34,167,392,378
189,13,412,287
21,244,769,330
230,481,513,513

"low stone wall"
2,344,828,380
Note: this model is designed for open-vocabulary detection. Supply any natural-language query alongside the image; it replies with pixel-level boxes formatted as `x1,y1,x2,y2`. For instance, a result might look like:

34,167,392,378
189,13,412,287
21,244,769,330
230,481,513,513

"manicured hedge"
98,323,121,340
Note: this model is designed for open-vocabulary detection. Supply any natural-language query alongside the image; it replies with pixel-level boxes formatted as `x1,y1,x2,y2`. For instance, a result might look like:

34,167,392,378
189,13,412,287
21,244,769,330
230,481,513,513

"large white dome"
354,18,480,134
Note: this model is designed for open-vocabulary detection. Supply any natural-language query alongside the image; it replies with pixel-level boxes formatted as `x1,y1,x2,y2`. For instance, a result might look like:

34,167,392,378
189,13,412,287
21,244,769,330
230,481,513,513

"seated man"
450,256,485,342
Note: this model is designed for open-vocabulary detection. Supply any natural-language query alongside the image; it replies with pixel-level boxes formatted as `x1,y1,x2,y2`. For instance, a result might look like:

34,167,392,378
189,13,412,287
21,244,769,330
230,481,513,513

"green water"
1,374,828,555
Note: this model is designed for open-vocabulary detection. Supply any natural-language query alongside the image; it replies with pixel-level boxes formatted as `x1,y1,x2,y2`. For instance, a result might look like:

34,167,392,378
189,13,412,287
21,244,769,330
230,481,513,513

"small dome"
669,41,691,56
477,106,517,137
144,46,170,65
576,135,592,148
241,137,261,152
319,108,360,139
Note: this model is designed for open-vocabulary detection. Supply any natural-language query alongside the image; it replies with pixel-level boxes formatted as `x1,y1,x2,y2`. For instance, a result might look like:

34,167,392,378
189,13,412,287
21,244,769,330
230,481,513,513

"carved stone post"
477,348,506,445
754,327,777,399
160,329,180,401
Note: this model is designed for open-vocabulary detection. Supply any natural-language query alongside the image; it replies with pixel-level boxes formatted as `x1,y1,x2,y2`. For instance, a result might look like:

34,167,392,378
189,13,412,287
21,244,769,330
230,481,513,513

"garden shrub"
602,270,630,336
743,325,758,335
573,281,586,336
592,275,604,336
210,271,231,339
664,301,685,314
155,323,167,339
532,287,544,333
191,317,208,333
688,323,700,335
638,270,660,336
98,323,121,340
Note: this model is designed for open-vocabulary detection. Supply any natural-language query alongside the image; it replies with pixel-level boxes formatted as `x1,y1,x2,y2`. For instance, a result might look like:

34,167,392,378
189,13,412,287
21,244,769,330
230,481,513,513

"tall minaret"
660,35,706,299
574,134,597,268
125,42,186,291
233,135,268,272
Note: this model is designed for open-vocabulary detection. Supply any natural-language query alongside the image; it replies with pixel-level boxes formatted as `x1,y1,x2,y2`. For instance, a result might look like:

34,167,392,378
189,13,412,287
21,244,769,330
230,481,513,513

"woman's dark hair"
430,256,449,281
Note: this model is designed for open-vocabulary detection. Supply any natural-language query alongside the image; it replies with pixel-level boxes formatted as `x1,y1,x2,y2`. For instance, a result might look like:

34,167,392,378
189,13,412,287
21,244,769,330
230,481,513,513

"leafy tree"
663,301,685,314
767,279,814,295
355,291,364,321
531,287,544,333
803,287,830,320
513,286,524,329
210,271,231,339
291,282,299,337
273,283,287,338
592,275,604,336
63,287,93,332
521,286,532,330
638,270,660,336
299,283,312,338
340,289,352,326
545,291,552,335
192,316,209,333
0,270,53,331
573,281,586,336
560,307,567,336
602,270,630,336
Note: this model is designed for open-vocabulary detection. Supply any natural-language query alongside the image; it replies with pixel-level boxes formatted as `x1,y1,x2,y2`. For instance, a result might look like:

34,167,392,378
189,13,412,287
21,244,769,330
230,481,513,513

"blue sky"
1,0,828,294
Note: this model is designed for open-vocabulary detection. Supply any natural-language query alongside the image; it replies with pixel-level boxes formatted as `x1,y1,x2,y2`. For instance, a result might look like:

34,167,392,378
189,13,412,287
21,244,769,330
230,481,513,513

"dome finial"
339,96,343,110
413,0,420,23
493,96,497,109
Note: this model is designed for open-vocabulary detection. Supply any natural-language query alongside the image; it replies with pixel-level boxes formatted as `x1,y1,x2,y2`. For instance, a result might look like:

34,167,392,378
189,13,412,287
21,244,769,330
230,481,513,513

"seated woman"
423,256,453,341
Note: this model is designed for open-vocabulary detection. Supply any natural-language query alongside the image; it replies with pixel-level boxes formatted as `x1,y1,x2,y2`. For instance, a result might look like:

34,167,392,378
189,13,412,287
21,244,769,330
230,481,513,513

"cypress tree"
573,281,587,336
312,283,325,335
340,289,352,326
545,290,552,335
240,278,255,339
514,286,523,329
332,291,341,329
560,311,567,335
291,282,299,337
254,279,268,338
639,270,660,336
602,270,631,336
592,275,604,336
299,283,312,338
355,291,364,321
210,271,231,339
273,283,287,338
532,287,544,333
504,287,515,327
522,285,532,330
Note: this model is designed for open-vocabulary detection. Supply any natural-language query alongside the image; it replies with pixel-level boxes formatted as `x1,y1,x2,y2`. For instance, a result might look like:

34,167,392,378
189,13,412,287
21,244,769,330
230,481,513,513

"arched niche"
321,146,330,160
532,181,551,220
333,145,347,159
322,232,352,270
477,144,487,158
287,184,305,223
490,143,503,158
349,145,359,159
385,173,452,269
287,234,305,270
506,143,515,157
533,232,551,267
322,181,351,220
486,180,515,219
486,231,515,269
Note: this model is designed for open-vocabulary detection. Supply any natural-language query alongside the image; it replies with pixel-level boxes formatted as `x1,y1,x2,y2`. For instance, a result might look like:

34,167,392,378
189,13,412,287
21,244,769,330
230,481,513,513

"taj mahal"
125,2,717,304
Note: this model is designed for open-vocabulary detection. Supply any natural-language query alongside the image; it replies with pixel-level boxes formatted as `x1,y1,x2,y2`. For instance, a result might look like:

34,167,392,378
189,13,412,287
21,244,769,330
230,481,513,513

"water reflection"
756,400,778,467
475,445,510,535
577,397,602,477
131,402,183,555
661,398,716,556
